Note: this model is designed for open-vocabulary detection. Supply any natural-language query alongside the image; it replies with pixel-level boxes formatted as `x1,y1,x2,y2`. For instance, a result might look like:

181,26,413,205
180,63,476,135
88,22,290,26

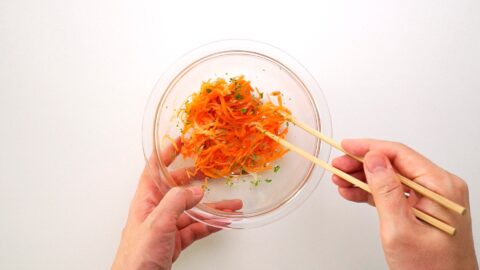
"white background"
1,0,479,269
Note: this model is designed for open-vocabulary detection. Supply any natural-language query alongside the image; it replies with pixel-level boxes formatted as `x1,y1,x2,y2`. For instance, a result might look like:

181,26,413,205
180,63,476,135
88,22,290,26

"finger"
332,155,363,173
170,167,206,186
407,190,421,208
413,195,457,227
160,137,183,167
363,151,414,231
134,136,182,204
128,154,165,224
179,223,221,251
332,171,366,188
342,139,441,181
136,153,163,202
132,137,182,212
150,187,204,222
338,187,374,205
177,200,243,230
205,199,244,211
176,213,195,230
333,171,410,193
343,138,460,201
129,138,184,225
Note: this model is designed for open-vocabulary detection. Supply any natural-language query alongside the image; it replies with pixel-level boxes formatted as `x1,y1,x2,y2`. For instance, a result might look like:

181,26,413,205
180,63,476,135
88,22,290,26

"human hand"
332,139,478,270
112,140,243,270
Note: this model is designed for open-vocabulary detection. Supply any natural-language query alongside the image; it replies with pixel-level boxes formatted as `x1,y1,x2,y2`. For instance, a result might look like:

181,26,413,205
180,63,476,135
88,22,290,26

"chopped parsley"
265,178,272,183
251,179,261,187
201,183,210,191
206,88,212,93
259,92,264,99
240,108,247,114
235,93,243,100
225,177,234,187
273,165,280,173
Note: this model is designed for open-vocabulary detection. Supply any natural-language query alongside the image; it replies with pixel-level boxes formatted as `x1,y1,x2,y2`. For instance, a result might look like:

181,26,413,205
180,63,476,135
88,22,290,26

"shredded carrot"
163,135,179,152
186,169,194,179
271,91,283,107
201,177,209,191
178,75,291,179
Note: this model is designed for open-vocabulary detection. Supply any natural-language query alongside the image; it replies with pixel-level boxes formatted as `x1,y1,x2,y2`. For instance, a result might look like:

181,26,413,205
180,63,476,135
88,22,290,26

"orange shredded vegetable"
178,75,291,178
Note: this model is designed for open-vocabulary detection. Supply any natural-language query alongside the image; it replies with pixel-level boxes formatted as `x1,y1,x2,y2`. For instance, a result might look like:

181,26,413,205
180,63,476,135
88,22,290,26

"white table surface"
1,0,479,269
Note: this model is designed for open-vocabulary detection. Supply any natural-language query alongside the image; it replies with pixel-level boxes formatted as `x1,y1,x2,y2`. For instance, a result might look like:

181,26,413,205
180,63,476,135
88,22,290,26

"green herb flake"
201,184,210,192
265,179,272,183
240,108,247,114
206,88,212,93
235,93,243,100
241,169,248,175
234,83,241,91
250,179,261,187
273,165,280,173
225,177,234,187
286,122,289,127
259,92,264,99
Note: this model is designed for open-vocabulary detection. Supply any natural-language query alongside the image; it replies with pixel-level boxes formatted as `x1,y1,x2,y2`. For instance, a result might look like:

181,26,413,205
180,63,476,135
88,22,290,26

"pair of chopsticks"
257,113,466,236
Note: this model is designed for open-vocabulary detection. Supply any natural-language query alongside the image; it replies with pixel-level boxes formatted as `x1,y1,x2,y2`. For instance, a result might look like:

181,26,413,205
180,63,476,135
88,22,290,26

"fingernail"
189,187,204,198
365,152,387,173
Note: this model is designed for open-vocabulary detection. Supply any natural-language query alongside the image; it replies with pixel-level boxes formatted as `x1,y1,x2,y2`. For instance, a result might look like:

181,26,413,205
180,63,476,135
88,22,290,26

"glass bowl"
142,40,332,229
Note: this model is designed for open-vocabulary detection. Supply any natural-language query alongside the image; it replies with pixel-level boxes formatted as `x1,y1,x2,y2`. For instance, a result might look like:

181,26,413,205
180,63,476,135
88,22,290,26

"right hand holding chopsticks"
332,139,478,270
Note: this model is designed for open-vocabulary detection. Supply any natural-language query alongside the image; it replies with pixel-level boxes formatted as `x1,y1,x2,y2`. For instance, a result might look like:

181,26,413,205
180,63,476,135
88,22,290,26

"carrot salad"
178,75,290,178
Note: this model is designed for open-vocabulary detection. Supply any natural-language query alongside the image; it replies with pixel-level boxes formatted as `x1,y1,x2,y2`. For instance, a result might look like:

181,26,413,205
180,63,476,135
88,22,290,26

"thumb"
364,151,411,230
152,186,204,220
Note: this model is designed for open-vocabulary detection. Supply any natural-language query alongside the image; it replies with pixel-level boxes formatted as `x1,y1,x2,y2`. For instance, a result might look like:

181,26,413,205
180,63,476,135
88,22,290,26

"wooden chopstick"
280,113,466,215
257,127,456,236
